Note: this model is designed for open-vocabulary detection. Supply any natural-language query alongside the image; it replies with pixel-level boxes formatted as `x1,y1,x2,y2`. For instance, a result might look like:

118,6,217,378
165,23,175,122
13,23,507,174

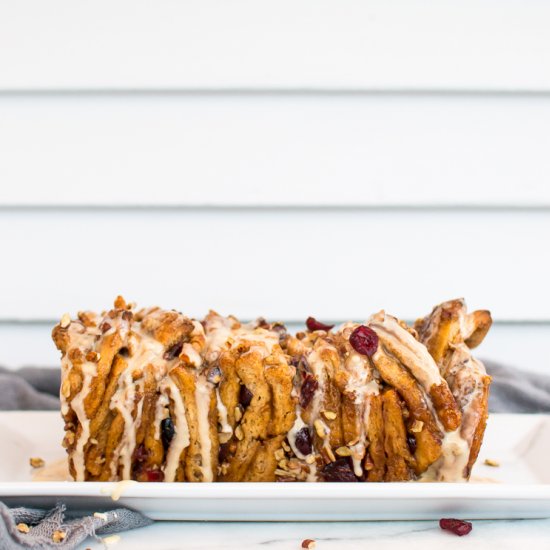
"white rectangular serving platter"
0,411,549,521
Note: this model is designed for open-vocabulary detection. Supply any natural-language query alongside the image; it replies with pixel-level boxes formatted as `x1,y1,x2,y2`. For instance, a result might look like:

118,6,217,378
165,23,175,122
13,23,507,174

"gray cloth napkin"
0,502,152,549
2,361,550,413
484,359,550,413
0,367,59,410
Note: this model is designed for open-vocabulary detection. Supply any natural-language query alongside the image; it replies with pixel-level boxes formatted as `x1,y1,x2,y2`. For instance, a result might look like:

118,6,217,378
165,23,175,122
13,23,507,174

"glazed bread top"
52,296,491,483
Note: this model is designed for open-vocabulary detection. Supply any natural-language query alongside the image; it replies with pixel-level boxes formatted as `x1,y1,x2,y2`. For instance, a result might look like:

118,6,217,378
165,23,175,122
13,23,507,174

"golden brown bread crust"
54,297,491,483
429,384,462,432
365,394,385,481
415,298,492,478
369,317,462,434
382,389,415,481
370,348,442,475
465,374,491,475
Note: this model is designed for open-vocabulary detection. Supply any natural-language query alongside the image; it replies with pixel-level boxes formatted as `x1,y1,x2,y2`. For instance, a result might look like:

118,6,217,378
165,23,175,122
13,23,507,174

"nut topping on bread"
53,298,491,482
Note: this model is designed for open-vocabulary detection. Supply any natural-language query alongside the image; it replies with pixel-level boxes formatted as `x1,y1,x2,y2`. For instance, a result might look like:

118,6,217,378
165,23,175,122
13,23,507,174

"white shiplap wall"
0,0,549,373
1,0,549,91
1,207,549,322
1,93,550,207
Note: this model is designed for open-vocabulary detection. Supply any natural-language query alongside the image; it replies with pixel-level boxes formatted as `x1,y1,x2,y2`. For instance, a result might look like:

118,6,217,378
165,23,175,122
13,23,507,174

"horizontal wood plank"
0,0,549,91
1,208,548,322
0,93,549,206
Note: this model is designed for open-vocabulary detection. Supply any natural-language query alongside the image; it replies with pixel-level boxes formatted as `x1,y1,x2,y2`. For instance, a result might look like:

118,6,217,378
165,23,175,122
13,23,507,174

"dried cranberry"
299,375,319,409
239,385,253,408
439,518,472,536
218,442,231,464
145,469,165,482
306,317,334,332
163,342,183,361
407,434,417,455
321,458,358,482
349,325,379,356
294,428,312,456
133,443,149,463
161,418,175,450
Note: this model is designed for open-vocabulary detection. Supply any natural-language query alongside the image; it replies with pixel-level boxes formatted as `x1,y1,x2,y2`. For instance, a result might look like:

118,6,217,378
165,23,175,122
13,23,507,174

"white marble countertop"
80,518,550,550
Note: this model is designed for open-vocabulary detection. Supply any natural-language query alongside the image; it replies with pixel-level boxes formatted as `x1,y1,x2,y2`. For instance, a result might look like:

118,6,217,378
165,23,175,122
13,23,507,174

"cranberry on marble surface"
439,518,473,536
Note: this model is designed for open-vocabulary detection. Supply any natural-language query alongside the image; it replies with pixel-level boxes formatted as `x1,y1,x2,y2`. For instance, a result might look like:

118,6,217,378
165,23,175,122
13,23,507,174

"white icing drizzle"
60,318,102,480
343,351,372,477
307,347,328,422
215,388,232,437
306,458,318,482
350,446,364,477
108,479,138,501
195,375,214,482
431,344,487,481
110,372,144,480
202,314,235,360
106,323,167,481
352,396,373,477
181,343,202,368
369,312,443,390
344,350,372,403
337,326,381,477
420,429,470,482
70,362,96,481
203,313,279,361
126,330,165,372
162,377,190,482
154,393,170,441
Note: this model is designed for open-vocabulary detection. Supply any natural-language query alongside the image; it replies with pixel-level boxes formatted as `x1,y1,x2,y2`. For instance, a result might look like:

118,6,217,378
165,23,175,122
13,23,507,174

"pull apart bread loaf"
52,297,492,483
